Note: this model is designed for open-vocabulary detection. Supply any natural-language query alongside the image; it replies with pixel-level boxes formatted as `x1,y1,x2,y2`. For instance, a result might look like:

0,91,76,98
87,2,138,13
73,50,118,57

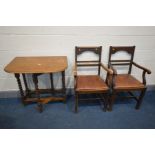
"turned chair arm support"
100,63,114,88
108,63,118,88
73,63,77,77
132,62,151,85
108,63,117,75
100,63,113,75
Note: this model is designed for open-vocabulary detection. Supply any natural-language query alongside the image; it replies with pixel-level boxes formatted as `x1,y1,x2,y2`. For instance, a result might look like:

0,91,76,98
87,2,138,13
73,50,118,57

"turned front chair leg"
109,91,116,111
102,93,108,112
14,73,25,104
135,88,147,110
32,74,43,112
100,93,106,112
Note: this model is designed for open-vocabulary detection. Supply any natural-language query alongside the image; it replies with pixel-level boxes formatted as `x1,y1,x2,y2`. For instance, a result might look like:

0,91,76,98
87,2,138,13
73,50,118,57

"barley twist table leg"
14,73,25,104
32,74,43,112
62,71,66,104
50,73,55,95
22,73,30,96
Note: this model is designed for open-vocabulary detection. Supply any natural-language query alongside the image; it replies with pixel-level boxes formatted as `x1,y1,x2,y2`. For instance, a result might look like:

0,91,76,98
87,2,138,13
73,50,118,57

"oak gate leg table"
4,56,68,112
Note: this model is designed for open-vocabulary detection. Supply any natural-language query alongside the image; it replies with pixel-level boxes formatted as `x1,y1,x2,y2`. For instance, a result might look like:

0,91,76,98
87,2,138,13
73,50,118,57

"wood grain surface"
4,56,68,73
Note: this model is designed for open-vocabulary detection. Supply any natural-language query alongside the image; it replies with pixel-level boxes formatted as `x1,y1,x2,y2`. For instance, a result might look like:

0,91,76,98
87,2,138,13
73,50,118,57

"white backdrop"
0,26,154,91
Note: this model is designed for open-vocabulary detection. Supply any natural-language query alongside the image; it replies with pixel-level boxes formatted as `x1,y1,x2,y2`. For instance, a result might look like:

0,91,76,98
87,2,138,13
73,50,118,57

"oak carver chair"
108,46,151,111
73,46,113,113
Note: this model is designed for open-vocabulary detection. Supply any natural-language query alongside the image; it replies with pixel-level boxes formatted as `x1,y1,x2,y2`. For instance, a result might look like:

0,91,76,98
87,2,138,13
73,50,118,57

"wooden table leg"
22,73,30,96
14,73,25,104
50,73,55,95
62,71,66,104
32,74,43,112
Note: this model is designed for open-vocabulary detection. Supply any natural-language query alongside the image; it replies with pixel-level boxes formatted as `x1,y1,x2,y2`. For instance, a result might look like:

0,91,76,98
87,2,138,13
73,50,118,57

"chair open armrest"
132,61,151,85
132,62,151,74
73,63,77,77
100,63,113,75
108,63,117,75
100,63,114,88
107,63,118,88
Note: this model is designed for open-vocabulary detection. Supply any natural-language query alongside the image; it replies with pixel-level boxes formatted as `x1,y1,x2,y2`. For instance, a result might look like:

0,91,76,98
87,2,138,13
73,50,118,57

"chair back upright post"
108,46,135,74
75,46,102,75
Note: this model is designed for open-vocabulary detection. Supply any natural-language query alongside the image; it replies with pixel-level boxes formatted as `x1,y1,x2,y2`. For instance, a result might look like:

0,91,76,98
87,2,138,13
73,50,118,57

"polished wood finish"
4,56,68,112
74,46,113,112
4,56,67,73
108,46,151,111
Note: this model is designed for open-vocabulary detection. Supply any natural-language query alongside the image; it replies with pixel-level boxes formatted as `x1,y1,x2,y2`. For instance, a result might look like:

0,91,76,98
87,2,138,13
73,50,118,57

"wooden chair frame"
73,46,113,112
108,46,151,111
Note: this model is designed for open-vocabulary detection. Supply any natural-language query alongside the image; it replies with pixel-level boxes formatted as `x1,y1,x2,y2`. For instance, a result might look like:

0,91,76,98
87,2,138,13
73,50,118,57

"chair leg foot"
37,104,43,113
135,106,140,110
135,88,146,110
107,107,113,112
75,106,78,113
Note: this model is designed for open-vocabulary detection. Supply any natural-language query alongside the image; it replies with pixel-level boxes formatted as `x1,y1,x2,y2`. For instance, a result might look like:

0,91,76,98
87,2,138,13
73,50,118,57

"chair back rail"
75,46,102,75
108,46,135,74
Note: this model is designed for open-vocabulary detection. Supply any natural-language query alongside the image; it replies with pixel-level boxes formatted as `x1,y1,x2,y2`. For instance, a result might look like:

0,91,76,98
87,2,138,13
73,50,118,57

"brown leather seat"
76,75,109,92
114,74,145,90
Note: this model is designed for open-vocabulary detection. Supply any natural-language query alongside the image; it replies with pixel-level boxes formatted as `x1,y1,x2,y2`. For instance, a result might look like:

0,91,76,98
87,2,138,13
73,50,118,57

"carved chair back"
108,46,135,74
75,46,102,75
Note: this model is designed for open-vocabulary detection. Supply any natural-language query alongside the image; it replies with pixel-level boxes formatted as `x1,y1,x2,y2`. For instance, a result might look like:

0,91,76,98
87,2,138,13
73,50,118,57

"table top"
4,56,68,74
